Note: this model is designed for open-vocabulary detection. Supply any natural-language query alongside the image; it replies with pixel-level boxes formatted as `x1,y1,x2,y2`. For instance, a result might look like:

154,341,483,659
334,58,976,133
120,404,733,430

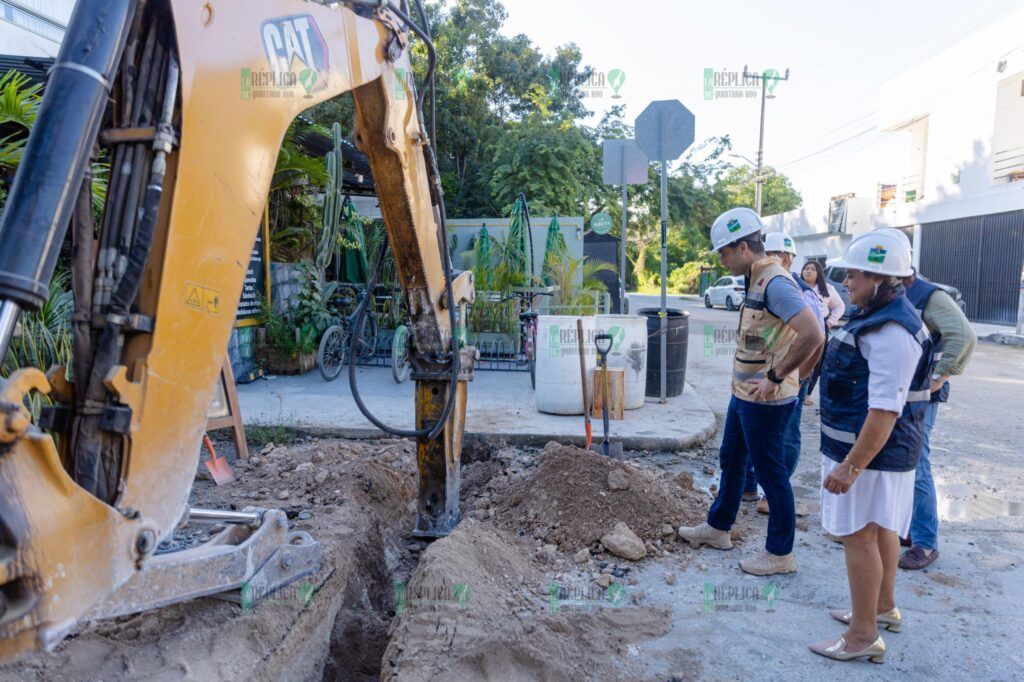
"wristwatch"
766,368,784,385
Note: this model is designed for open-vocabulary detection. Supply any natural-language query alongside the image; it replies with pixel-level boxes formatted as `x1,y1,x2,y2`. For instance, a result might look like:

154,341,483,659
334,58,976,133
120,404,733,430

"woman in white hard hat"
808,232,937,663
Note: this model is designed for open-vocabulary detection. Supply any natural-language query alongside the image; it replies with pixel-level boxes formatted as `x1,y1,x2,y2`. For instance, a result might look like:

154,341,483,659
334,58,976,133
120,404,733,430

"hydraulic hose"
0,0,138,361
346,0,460,442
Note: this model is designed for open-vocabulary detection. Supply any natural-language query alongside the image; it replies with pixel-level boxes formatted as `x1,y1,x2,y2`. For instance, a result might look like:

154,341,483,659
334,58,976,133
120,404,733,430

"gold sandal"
809,635,886,663
829,607,902,632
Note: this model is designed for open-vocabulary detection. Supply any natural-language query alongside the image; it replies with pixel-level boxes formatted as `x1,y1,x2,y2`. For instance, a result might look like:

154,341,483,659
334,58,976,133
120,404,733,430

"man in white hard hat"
743,232,826,517
869,229,977,571
679,208,824,576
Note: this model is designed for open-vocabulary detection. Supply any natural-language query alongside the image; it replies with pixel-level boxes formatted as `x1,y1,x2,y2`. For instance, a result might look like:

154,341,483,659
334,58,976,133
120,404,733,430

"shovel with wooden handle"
591,333,624,459
577,318,592,449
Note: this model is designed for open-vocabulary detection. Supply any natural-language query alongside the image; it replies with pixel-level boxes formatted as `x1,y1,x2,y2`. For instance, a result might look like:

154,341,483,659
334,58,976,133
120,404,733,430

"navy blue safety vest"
819,294,935,472
905,275,950,403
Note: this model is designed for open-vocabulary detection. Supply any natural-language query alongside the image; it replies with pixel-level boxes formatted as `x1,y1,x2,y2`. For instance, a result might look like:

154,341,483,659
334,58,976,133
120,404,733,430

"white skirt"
820,455,915,537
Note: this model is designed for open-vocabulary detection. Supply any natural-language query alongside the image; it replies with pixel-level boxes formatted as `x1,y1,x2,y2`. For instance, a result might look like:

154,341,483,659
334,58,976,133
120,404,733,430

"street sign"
591,212,613,235
602,139,649,186
635,100,696,402
635,100,695,162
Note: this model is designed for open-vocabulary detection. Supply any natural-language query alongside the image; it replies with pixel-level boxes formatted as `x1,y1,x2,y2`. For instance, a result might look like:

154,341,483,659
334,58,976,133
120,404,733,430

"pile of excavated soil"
382,521,672,681
0,437,421,682
492,444,709,552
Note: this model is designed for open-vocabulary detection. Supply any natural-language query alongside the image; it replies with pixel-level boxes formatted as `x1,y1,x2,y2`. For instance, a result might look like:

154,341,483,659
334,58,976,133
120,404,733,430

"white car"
704,275,746,311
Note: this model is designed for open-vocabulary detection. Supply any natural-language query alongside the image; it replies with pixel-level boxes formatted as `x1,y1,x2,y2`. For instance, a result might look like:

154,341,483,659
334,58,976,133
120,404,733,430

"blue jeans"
743,380,807,493
709,396,797,556
909,402,940,550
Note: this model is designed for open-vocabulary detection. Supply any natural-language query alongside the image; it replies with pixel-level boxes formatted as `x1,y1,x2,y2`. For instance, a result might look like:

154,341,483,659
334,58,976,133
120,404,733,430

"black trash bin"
638,308,689,398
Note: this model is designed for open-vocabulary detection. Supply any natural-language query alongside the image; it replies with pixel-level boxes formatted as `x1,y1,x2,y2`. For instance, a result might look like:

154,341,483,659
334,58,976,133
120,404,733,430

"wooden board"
591,368,625,421
207,360,249,460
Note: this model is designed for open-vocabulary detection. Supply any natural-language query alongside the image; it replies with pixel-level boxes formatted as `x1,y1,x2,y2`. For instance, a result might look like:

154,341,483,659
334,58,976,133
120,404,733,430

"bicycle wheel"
318,325,348,382
353,312,379,362
391,324,411,384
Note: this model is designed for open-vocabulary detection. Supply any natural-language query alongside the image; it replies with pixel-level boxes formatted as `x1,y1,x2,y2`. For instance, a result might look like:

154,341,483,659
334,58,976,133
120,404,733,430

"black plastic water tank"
637,308,689,398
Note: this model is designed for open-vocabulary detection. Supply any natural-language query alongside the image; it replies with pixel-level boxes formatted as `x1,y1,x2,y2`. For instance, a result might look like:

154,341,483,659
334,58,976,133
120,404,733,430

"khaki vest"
732,257,801,403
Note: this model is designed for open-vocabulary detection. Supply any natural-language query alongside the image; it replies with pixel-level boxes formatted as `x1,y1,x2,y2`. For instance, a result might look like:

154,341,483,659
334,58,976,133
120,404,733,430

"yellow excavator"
0,0,474,659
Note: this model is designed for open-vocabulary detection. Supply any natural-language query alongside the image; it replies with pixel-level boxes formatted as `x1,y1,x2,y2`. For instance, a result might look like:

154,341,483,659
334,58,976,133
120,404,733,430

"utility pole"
743,66,789,215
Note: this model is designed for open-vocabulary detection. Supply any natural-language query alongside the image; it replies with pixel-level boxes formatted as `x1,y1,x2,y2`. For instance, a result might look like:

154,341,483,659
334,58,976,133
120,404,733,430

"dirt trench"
0,436,712,681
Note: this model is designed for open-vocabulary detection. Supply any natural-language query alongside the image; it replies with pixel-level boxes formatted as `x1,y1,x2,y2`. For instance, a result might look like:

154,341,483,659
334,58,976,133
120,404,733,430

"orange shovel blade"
203,434,235,485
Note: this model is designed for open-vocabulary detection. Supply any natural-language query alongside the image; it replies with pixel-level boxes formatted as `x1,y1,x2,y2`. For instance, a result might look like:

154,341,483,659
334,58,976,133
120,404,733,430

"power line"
776,0,1024,165
778,126,877,168
779,4,1024,172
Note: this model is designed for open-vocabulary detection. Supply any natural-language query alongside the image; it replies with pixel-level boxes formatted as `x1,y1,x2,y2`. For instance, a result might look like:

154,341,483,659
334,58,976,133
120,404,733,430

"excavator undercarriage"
0,0,472,659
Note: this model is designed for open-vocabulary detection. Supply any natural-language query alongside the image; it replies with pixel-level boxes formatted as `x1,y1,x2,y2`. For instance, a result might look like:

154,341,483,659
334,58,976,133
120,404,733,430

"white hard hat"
828,231,913,277
872,227,912,254
763,232,798,255
710,207,764,253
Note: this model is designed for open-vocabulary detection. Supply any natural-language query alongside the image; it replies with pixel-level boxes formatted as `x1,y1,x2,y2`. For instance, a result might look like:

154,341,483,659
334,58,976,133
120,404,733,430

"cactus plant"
316,122,344,273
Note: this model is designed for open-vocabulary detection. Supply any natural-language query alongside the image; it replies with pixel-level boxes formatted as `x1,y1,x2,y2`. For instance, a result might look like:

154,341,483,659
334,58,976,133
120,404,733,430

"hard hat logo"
867,246,887,264
784,238,793,248
727,219,742,233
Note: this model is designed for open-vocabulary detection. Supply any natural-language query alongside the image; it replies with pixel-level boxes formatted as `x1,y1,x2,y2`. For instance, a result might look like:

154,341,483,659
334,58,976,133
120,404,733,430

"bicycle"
317,285,379,382
503,290,553,389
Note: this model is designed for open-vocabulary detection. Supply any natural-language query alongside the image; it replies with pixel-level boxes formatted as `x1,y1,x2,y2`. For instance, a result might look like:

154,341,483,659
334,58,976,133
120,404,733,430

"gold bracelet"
843,459,863,476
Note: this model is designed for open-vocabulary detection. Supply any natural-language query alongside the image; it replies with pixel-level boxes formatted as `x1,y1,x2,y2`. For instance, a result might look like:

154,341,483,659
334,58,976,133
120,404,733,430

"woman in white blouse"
809,232,934,664
800,261,844,403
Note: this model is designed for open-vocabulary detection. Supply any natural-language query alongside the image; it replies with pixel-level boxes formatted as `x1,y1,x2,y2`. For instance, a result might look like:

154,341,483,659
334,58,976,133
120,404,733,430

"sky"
499,0,1024,210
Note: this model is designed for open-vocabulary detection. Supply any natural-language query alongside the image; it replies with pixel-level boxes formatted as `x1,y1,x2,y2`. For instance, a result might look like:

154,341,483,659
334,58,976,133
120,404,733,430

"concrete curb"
983,332,1024,347
248,382,719,453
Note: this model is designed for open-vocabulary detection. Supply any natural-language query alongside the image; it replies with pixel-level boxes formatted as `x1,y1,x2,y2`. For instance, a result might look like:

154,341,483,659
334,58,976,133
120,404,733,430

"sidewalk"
237,367,717,451
972,320,1024,347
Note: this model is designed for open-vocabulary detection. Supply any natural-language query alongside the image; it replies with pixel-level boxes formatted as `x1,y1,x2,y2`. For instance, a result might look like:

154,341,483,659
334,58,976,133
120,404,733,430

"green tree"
715,165,802,217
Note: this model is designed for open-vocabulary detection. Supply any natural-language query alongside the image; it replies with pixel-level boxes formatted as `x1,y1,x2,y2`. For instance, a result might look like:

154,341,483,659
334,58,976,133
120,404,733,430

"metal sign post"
602,139,649,314
635,101,694,402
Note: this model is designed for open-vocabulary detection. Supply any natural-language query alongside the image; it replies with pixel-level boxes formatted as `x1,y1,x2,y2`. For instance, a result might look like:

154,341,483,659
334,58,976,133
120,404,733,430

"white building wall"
0,0,75,57
767,7,1024,267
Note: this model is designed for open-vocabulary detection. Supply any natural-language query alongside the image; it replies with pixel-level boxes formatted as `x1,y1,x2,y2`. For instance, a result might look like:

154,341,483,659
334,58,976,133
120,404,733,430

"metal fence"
918,209,1024,325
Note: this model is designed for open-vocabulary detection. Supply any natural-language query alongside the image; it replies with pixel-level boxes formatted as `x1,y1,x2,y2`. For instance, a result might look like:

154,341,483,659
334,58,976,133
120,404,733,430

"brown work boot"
899,546,938,570
739,550,797,576
678,522,733,550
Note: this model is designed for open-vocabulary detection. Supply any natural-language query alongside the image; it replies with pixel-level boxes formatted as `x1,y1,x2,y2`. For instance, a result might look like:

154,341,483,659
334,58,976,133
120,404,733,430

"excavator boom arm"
0,0,471,658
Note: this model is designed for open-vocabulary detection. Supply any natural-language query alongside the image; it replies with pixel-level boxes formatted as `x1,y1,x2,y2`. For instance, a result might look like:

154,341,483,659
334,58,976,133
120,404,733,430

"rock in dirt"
595,574,613,588
260,442,275,455
295,462,314,472
607,469,630,491
573,548,591,564
311,450,325,464
664,572,677,585
661,523,675,537
276,490,290,500
673,471,694,490
600,522,647,561
702,465,715,475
